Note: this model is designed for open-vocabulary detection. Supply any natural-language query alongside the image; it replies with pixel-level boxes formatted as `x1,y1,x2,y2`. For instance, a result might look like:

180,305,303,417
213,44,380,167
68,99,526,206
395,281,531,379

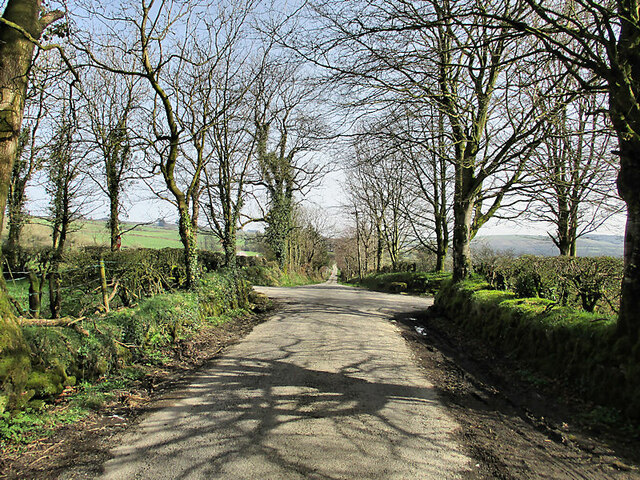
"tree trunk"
354,209,361,279
452,198,474,282
223,228,237,271
452,157,477,282
435,109,449,273
265,194,292,269
375,221,383,272
5,175,28,265
27,269,40,318
0,1,44,234
5,208,22,250
434,212,447,272
555,205,572,256
4,208,22,270
615,137,640,344
48,268,61,318
557,240,571,256
108,189,120,251
177,208,198,290
569,227,577,257
435,242,446,272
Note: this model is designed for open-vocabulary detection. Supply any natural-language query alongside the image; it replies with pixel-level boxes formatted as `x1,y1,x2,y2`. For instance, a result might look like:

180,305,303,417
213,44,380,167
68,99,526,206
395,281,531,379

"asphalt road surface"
95,272,473,479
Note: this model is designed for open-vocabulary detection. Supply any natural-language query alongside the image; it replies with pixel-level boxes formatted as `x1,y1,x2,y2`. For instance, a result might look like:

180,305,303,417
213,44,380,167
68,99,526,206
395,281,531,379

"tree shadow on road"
101,354,467,480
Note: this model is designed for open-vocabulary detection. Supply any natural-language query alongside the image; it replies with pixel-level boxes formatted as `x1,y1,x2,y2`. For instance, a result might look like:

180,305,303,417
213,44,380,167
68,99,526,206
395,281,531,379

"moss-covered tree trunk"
0,1,61,232
5,138,30,266
27,270,40,317
5,179,26,251
223,227,237,271
0,0,47,301
105,131,124,252
0,0,63,410
108,189,120,251
177,206,198,290
264,192,293,269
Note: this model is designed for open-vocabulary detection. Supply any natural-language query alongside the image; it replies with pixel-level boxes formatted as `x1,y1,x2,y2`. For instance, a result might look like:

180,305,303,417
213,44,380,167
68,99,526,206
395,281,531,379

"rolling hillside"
471,234,624,257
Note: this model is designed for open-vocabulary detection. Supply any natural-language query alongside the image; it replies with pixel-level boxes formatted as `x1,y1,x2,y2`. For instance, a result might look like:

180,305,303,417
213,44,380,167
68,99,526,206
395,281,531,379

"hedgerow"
349,271,452,295
473,255,622,315
434,278,639,419
0,269,252,419
240,261,331,287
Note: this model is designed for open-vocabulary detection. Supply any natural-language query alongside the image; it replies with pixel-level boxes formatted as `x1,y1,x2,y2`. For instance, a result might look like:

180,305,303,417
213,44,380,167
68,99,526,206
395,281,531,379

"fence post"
99,256,110,313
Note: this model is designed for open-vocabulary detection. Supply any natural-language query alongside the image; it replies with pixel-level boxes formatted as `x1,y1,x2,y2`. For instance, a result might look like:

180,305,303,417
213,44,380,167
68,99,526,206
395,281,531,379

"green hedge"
240,263,331,287
351,271,451,295
3,247,268,317
474,255,622,315
434,279,640,419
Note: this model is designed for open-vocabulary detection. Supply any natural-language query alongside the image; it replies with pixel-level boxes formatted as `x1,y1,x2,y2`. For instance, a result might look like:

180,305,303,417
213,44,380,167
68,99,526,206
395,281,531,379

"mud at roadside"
0,311,270,480
396,308,640,480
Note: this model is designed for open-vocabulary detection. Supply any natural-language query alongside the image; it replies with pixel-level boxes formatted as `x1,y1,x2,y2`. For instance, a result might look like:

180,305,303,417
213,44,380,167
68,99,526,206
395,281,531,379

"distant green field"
2,217,259,253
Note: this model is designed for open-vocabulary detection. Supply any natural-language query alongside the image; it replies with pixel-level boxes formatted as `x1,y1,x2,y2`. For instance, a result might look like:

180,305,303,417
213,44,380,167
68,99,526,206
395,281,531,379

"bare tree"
401,110,452,272
45,84,87,318
4,49,61,266
78,0,248,288
0,1,66,333
522,86,623,256
346,129,413,271
82,67,143,251
498,0,640,343
345,195,377,279
0,0,65,243
345,165,385,273
367,106,453,272
287,205,330,273
290,0,558,281
252,58,329,268
177,2,257,270
333,230,360,280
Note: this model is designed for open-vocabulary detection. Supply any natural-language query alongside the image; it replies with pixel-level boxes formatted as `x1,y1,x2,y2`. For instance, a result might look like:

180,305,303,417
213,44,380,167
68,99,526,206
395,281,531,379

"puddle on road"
414,326,427,336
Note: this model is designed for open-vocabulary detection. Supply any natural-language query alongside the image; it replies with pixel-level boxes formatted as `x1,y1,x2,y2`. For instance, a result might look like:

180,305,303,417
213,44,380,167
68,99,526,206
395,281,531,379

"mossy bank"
0,270,254,425
433,278,640,420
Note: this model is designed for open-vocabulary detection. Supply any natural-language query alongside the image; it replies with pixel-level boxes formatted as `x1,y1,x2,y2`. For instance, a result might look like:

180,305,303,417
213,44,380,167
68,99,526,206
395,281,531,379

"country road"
87,274,474,479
